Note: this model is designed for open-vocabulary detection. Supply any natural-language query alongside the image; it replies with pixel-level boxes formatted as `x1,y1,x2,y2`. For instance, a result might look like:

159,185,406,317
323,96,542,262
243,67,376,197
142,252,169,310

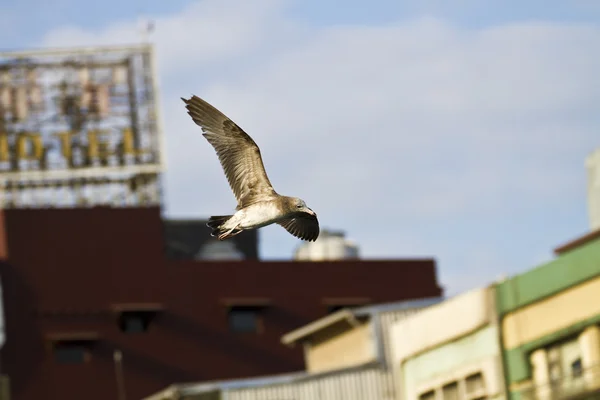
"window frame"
52,341,92,364
227,306,265,334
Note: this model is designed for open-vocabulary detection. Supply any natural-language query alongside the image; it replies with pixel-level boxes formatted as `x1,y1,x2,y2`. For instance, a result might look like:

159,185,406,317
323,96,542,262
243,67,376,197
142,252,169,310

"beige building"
390,286,506,400
587,148,600,231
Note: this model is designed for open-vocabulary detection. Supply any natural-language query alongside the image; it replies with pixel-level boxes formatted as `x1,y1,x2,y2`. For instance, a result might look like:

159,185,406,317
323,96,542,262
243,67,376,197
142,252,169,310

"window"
228,308,261,333
422,372,487,400
112,305,163,334
118,313,148,333
442,381,459,400
548,346,562,382
419,390,436,400
47,333,98,364
545,337,582,383
54,343,87,364
465,372,485,394
571,358,583,377
221,299,270,334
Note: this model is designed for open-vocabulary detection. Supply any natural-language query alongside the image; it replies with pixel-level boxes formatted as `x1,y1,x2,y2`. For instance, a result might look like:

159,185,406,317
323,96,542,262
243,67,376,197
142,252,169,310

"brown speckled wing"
277,214,320,242
182,95,278,209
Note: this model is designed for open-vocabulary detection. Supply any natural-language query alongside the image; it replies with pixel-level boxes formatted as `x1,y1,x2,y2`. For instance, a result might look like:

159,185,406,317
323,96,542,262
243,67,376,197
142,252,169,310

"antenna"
138,17,155,44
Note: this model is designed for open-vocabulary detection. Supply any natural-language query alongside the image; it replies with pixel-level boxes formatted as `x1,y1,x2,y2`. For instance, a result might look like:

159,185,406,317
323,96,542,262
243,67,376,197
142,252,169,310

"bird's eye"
296,204,302,208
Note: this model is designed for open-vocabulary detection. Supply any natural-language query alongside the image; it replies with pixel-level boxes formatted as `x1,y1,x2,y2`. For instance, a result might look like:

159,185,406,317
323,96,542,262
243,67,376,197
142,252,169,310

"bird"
182,95,320,242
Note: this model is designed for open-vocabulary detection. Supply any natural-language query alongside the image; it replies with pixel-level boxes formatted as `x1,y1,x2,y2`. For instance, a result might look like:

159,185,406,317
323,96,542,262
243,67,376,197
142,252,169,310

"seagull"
182,95,319,242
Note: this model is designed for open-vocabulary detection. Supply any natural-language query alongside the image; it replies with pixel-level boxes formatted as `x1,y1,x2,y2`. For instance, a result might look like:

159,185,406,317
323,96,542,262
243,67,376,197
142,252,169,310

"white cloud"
40,0,600,295
42,0,287,57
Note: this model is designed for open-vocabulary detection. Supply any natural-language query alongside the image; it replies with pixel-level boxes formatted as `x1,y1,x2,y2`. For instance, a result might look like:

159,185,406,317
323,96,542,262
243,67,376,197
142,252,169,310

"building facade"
0,206,443,400
145,298,443,400
496,230,600,400
587,148,600,231
143,228,600,400
390,286,506,400
0,215,7,400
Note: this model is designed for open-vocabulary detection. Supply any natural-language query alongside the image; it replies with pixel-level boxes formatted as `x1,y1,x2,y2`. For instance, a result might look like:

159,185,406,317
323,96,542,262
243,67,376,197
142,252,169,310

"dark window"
442,381,459,400
119,314,147,333
465,371,485,394
572,358,583,377
228,309,260,333
117,312,153,333
419,390,435,400
54,343,87,364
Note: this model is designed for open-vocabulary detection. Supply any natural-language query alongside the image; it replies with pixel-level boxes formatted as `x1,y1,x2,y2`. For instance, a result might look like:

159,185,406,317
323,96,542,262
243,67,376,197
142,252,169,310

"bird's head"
286,197,316,217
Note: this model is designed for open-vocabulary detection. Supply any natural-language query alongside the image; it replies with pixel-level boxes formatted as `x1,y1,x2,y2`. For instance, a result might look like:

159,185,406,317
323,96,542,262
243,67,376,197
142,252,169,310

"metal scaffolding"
0,43,165,208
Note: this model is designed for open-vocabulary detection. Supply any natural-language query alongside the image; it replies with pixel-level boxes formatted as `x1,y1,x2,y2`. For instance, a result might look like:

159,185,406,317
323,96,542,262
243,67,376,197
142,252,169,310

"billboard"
0,44,164,208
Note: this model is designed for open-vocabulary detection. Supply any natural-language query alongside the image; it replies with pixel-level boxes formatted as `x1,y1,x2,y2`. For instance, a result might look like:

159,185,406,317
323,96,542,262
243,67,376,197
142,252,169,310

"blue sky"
2,0,599,295
3,0,600,47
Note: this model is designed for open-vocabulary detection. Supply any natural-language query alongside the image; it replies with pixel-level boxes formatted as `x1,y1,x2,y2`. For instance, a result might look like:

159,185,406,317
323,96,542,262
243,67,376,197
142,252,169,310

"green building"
496,231,600,400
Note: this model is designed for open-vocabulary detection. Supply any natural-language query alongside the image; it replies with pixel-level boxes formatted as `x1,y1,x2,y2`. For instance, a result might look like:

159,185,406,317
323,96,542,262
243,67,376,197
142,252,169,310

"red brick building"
0,206,442,400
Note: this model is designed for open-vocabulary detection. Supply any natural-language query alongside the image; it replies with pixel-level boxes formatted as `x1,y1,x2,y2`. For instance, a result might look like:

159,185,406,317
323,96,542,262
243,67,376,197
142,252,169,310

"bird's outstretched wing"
277,214,320,242
182,95,278,209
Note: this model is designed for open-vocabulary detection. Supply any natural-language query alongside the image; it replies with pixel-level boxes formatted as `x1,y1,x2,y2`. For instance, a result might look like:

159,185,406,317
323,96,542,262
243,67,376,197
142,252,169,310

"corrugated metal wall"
377,308,426,399
224,367,389,400
379,308,424,365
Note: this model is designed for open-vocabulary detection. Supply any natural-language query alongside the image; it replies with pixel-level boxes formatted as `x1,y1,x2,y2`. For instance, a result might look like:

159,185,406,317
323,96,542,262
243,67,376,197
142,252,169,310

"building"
496,230,600,400
145,224,600,400
0,43,443,400
144,297,443,400
294,229,360,261
0,217,7,400
0,44,164,209
0,206,443,400
587,148,600,231
390,286,507,400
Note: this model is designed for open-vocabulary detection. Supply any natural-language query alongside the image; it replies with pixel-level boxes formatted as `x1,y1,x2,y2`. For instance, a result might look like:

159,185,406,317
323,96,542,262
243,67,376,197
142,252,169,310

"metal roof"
143,362,386,399
281,296,443,345
142,371,309,400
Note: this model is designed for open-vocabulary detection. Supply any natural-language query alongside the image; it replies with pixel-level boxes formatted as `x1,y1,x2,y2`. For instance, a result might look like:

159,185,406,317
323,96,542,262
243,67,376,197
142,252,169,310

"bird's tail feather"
207,215,234,238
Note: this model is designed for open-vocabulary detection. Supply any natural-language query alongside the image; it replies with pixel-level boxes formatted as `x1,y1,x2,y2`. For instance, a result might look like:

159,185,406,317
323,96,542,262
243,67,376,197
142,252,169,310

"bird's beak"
305,208,316,216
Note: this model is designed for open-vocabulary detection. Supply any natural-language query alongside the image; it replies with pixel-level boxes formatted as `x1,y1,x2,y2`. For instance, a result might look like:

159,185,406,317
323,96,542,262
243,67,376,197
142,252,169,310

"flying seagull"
182,95,319,242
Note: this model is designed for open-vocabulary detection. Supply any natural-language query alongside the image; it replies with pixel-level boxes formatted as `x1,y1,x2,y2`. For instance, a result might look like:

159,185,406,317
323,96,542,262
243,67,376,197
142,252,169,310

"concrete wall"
587,148,600,231
403,325,505,400
392,287,494,363
502,275,600,350
390,287,505,400
305,321,376,373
